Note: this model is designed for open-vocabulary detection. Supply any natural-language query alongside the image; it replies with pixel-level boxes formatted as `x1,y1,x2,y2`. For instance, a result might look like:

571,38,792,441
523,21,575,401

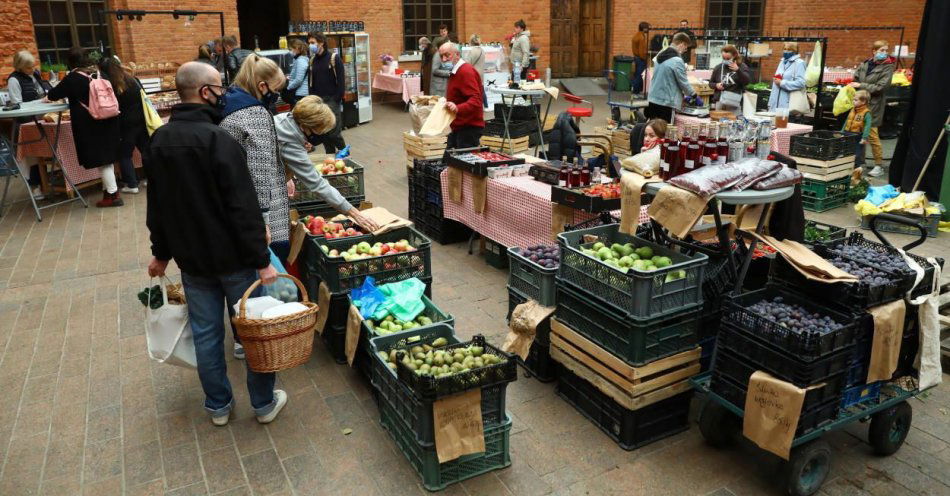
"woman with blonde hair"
7,50,52,199
273,96,378,231
768,41,807,111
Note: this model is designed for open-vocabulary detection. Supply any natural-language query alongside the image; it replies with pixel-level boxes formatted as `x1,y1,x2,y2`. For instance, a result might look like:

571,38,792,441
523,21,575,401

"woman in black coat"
100,56,148,194
46,47,123,207
708,44,752,111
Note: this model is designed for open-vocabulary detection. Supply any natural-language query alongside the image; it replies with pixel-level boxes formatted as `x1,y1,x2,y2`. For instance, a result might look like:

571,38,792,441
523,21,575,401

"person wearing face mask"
708,44,751,111
273,96,379,232
646,32,696,122
849,40,895,178
145,62,286,427
307,32,347,153
283,39,310,106
621,119,667,176
768,42,807,112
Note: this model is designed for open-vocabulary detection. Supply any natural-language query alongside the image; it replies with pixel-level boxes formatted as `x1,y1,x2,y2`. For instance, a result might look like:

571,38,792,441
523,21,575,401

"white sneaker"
868,166,884,178
121,186,140,194
256,390,288,424
233,343,245,360
31,187,45,200
212,409,231,426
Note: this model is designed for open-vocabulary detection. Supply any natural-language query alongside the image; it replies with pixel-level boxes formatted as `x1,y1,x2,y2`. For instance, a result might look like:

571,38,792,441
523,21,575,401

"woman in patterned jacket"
221,55,289,244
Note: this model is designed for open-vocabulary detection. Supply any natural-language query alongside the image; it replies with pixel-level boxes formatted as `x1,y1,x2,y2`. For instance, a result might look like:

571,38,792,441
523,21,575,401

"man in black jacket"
307,32,347,152
146,62,288,427
222,35,253,83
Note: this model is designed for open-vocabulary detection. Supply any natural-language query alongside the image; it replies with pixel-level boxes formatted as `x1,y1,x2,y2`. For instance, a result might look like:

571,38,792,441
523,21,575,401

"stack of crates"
506,245,559,382
290,157,366,217
368,325,517,491
408,158,472,245
788,131,860,213
550,223,710,450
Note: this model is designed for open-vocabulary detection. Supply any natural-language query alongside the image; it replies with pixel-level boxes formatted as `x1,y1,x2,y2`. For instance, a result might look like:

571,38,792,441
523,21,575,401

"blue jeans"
632,56,647,94
855,141,866,168
181,269,277,417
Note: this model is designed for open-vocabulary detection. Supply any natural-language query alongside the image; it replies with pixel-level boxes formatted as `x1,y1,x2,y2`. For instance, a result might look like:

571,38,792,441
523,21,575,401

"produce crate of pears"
309,226,433,293
369,325,516,445
557,224,708,319
292,157,365,207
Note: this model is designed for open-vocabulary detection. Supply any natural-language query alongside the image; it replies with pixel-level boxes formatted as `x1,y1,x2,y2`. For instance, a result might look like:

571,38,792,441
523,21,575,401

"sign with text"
433,389,485,463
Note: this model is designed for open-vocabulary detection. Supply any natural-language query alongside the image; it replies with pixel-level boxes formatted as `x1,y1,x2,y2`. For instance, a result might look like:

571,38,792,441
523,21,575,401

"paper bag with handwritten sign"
315,282,331,335
433,389,485,463
743,371,809,460
867,299,906,383
287,221,309,265
503,300,555,360
647,185,708,239
750,233,858,284
551,204,575,239
620,173,661,234
472,175,488,214
447,167,463,203
358,207,412,236
345,304,363,367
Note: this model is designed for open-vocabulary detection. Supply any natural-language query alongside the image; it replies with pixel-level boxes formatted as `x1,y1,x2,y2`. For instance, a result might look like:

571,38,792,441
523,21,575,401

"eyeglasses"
201,84,225,93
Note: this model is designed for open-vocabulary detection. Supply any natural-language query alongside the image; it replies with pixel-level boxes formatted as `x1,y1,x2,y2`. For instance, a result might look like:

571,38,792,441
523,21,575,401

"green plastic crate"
555,284,701,366
507,246,557,306
801,176,850,198
363,295,455,338
291,158,365,206
485,238,509,269
802,192,848,213
379,399,512,492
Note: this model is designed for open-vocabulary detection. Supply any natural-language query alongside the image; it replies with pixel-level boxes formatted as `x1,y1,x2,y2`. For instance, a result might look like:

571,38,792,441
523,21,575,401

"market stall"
673,114,813,156
372,72,422,103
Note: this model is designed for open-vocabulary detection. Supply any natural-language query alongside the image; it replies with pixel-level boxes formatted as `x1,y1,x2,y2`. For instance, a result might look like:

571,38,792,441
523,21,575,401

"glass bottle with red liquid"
696,122,707,149
667,146,682,178
717,124,729,164
678,126,690,173
569,168,581,188
558,165,570,187
580,167,591,186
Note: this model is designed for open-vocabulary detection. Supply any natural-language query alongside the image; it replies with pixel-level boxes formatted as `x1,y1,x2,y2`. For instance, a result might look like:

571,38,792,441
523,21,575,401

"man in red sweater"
439,42,484,148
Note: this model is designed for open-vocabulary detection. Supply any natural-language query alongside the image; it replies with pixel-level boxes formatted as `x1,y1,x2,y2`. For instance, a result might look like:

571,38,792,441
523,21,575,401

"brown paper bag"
751,234,858,283
743,371,809,460
551,204,575,240
357,207,412,236
345,304,363,367
735,204,765,231
419,98,455,137
503,301,556,360
287,221,310,265
447,167,463,203
315,282,332,335
867,299,906,383
472,175,488,214
433,389,485,463
620,174,661,234
647,185,709,239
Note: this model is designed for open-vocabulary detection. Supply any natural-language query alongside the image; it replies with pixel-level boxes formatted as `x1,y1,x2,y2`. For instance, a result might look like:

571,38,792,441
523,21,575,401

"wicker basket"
231,274,319,372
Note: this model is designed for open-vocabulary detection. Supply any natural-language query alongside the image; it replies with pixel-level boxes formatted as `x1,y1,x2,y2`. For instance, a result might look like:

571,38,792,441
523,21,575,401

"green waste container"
612,55,635,92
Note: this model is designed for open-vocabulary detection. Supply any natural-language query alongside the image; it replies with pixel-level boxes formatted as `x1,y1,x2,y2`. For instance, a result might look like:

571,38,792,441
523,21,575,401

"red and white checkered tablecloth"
15,120,144,189
823,69,854,83
372,73,422,103
672,114,812,156
439,171,649,248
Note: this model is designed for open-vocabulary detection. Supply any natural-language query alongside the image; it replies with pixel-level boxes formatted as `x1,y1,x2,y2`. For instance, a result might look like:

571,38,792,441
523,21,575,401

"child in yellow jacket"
842,89,872,171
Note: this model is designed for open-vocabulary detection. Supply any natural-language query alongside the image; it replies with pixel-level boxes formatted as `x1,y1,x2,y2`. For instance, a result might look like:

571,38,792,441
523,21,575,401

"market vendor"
768,42,806,111
849,40,895,178
273,95,379,232
621,119,667,176
440,42,484,149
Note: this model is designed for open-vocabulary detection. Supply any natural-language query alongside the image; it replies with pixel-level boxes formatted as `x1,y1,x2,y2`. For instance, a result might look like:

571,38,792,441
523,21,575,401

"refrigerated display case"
355,33,372,124
325,32,372,127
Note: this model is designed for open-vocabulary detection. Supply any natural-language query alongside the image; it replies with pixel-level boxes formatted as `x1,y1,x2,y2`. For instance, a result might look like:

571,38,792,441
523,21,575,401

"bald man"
146,62,287,427
440,42,484,149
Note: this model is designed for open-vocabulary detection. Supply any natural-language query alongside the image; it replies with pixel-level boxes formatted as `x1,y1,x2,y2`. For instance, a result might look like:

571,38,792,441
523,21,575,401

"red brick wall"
610,1,704,59
0,0,38,79
457,0,551,71
301,0,403,75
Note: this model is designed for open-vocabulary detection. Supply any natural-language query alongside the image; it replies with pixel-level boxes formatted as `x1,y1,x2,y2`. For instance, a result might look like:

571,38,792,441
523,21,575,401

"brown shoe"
96,191,124,208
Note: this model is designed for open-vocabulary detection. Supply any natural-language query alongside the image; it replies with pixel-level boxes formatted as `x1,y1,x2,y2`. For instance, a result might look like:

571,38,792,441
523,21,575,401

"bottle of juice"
685,143,700,172
703,143,717,167
667,146,681,177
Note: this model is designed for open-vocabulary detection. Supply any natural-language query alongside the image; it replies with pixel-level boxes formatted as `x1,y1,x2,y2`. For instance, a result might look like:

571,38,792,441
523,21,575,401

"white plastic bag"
788,90,810,114
145,278,197,369
899,252,943,390
804,41,823,87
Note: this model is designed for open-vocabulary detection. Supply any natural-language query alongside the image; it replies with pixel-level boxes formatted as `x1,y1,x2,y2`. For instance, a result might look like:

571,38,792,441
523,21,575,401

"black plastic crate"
394,335,518,400
555,364,693,451
723,286,860,360
789,130,861,161
291,159,365,206
322,318,348,365
828,232,943,299
307,226,433,293
493,103,541,121
293,195,365,219
894,310,920,379
550,185,622,213
414,215,472,245
699,336,716,373
484,118,538,139
803,220,847,247
507,287,556,383
770,255,903,310
485,238,509,269
717,324,853,387
711,347,846,410
709,373,840,437
556,284,701,367
445,147,526,176
557,224,708,319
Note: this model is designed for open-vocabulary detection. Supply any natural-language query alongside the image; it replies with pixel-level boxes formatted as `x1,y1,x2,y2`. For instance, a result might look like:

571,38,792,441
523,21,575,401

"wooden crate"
549,318,700,410
403,132,447,159
480,135,530,153
793,155,855,181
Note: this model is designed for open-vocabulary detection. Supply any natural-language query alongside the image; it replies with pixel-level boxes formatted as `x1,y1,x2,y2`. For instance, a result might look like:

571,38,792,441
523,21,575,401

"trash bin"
612,55,635,92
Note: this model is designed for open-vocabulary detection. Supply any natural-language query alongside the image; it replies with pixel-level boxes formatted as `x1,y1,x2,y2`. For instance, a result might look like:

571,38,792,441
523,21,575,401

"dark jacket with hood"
309,48,346,102
546,112,582,162
853,56,896,128
146,103,270,276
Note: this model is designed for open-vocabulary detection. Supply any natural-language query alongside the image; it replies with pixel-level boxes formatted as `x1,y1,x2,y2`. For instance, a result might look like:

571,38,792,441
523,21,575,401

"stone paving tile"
0,99,948,496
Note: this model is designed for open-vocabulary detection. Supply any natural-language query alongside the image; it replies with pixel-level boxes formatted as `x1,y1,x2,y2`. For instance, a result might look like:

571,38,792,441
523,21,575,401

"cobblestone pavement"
0,97,948,496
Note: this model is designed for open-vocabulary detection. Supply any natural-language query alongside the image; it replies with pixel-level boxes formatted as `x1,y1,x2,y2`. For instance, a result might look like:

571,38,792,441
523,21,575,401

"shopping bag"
141,88,163,136
788,90,810,114
804,41,823,87
833,86,855,116
145,277,197,369
260,248,299,303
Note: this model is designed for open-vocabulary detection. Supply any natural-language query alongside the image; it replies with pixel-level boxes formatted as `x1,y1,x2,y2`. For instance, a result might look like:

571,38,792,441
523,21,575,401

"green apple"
635,246,654,260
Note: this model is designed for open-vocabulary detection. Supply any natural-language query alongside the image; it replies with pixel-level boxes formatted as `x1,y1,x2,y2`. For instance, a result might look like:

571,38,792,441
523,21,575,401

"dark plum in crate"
508,246,558,307
828,232,943,299
771,254,902,310
723,286,859,359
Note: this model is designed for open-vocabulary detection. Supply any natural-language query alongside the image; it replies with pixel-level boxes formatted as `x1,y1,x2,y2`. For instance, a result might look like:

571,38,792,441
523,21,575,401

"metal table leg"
533,95,554,157
39,114,87,209
502,95,516,155
733,203,773,293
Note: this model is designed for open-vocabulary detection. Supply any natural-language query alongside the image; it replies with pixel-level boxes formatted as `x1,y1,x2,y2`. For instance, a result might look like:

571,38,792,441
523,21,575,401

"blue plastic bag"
351,276,387,319
261,248,299,302
334,145,351,159
864,184,899,206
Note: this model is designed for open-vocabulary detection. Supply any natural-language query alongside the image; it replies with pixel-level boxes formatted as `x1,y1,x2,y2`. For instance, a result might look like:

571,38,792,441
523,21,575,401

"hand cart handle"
869,212,927,251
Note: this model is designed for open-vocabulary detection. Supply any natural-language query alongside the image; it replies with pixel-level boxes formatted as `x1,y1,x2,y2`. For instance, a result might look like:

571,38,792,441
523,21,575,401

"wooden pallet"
790,155,855,168
802,169,853,182
549,318,700,411
798,161,854,177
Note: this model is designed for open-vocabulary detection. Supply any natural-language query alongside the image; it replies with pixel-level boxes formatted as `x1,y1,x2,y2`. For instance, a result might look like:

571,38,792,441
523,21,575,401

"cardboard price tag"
447,167,463,203
743,371,820,460
867,299,906,383
433,389,485,463
345,304,363,367
287,221,309,265
619,173,660,235
503,300,555,360
648,185,709,239
472,175,487,214
551,204,574,240
315,282,331,335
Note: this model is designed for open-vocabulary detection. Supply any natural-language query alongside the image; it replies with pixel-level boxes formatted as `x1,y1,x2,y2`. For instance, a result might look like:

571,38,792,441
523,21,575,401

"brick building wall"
0,0,38,79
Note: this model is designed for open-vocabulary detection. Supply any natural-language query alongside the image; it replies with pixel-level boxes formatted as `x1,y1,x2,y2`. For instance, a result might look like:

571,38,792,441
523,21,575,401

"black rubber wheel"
868,401,912,456
698,398,741,448
784,439,831,496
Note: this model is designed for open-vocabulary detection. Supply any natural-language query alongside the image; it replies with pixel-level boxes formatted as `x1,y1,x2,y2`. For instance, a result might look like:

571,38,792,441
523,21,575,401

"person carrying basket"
146,62,287,426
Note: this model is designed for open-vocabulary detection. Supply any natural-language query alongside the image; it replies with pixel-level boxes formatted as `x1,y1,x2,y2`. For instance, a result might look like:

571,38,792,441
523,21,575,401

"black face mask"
261,82,279,108
200,85,227,112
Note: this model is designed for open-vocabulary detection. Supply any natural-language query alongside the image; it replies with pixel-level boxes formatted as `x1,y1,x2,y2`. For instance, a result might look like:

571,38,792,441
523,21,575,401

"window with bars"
705,0,765,33
403,0,454,51
29,0,110,65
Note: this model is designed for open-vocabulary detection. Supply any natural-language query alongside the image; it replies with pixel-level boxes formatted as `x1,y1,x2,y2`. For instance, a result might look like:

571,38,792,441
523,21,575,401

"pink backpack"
78,71,120,120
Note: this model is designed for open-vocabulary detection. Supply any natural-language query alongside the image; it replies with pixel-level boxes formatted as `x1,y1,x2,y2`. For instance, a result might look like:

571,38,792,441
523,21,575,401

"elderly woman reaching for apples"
274,96,379,231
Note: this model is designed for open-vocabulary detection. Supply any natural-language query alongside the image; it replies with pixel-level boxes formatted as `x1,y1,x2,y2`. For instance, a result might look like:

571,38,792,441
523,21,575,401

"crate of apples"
583,183,621,199
318,157,355,175
321,240,417,261
301,215,363,239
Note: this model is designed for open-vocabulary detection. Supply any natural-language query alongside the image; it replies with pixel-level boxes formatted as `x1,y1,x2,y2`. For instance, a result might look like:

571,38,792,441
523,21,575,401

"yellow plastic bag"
141,88,164,136
891,72,911,86
833,85,855,116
